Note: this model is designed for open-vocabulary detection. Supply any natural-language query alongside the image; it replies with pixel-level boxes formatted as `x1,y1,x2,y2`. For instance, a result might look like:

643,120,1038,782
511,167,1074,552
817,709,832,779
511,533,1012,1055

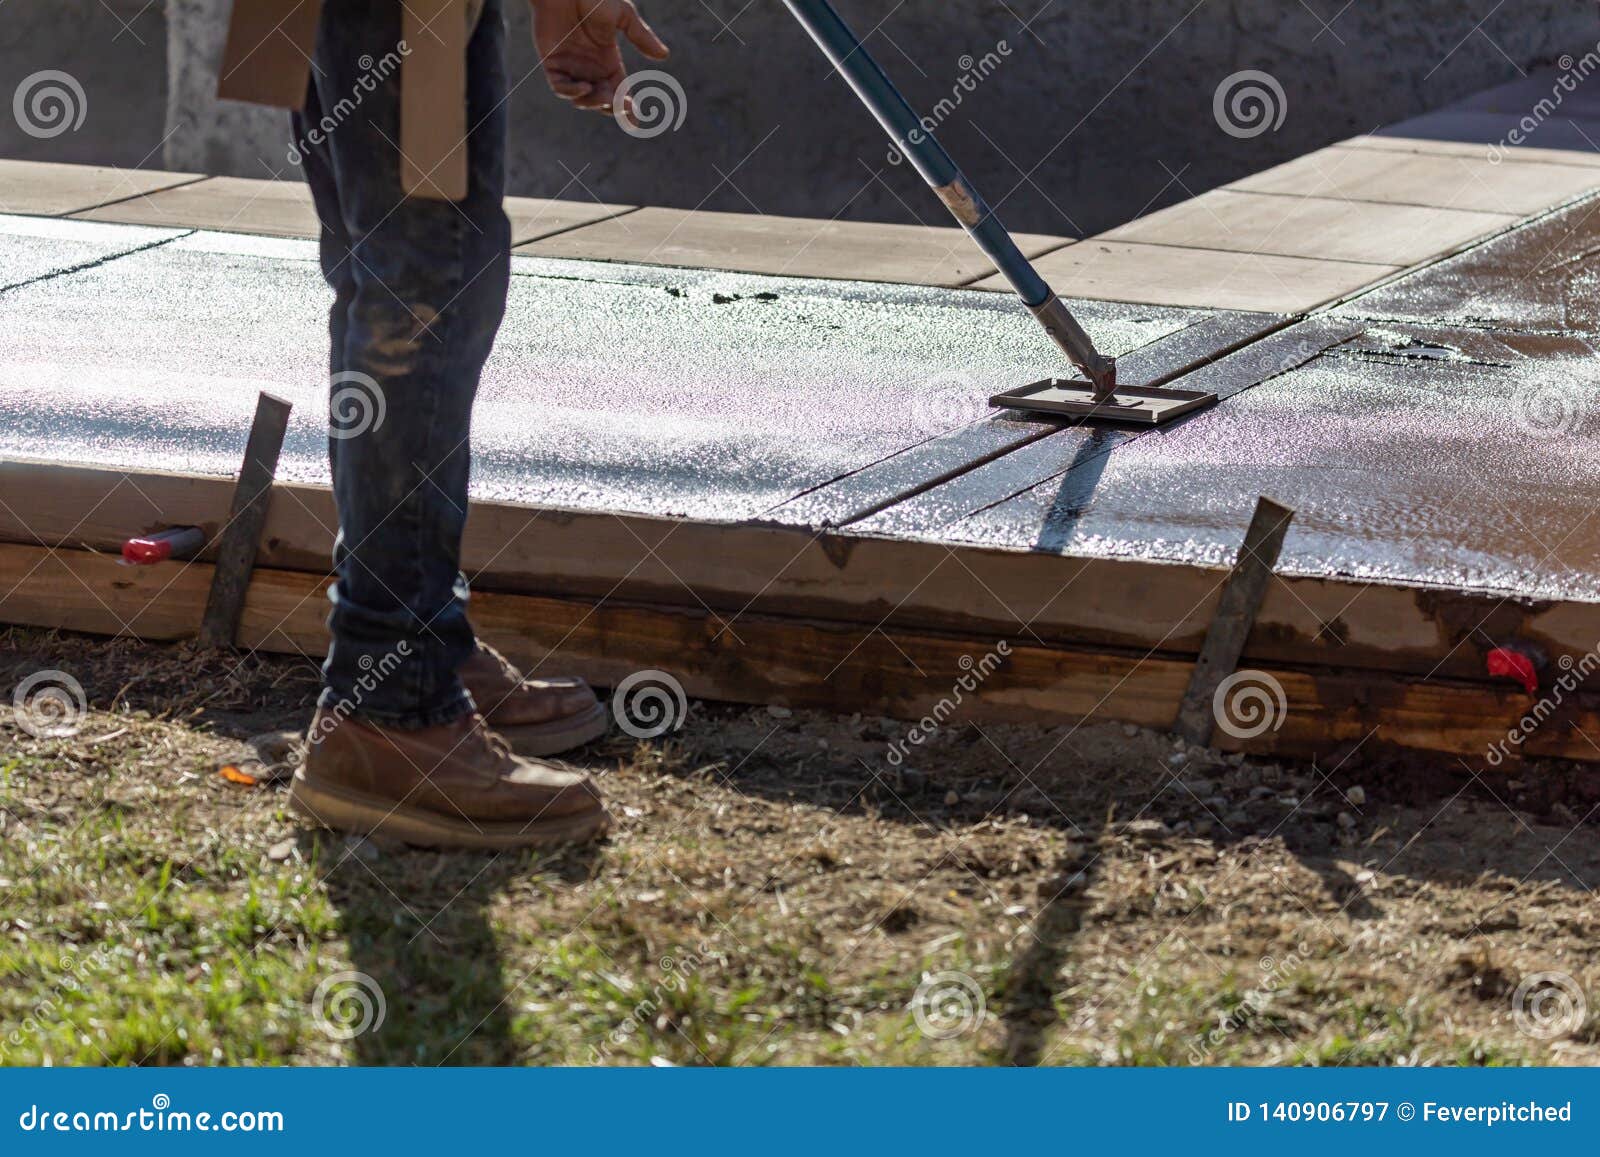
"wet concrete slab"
775,310,1289,529
1337,192,1600,334
0,214,186,290
913,323,1600,600
849,320,1357,540
0,225,1217,523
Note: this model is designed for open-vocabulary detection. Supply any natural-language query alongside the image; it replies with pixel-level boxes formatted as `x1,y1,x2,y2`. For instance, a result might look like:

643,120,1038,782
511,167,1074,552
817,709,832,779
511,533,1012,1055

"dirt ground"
2,624,1599,1066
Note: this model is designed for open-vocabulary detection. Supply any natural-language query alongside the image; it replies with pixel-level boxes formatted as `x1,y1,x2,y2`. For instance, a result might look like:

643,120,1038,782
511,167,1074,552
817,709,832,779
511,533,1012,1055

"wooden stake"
200,391,293,648
1173,496,1295,745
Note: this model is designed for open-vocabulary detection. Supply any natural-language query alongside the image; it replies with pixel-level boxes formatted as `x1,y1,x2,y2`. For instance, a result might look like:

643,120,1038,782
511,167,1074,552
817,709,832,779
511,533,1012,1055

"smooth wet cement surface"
4,201,1600,601
0,216,183,290
0,218,1208,523
880,192,1600,599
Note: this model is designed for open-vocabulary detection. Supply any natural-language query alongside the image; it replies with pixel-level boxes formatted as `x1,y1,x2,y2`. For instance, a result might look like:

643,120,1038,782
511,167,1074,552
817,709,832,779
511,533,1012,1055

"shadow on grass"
297,829,601,1064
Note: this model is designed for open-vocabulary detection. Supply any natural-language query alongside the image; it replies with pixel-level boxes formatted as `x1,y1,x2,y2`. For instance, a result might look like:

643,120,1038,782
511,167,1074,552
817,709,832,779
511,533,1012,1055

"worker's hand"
531,0,670,119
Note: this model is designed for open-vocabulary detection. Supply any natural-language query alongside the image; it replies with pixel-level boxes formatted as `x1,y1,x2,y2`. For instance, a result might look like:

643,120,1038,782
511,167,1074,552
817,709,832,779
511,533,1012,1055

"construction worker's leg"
292,78,356,382
306,0,511,729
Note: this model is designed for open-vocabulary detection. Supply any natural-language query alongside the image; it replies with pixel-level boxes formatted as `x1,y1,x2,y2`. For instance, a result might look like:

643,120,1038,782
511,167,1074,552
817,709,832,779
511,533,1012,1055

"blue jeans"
294,0,510,729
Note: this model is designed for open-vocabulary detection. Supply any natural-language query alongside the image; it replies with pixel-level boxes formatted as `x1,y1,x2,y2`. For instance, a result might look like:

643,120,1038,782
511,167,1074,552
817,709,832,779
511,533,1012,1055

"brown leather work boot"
457,641,608,756
290,709,611,850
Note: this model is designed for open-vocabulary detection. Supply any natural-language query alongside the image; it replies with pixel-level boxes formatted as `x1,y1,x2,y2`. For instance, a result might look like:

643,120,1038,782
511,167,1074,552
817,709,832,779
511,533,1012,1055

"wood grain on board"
2,540,1593,767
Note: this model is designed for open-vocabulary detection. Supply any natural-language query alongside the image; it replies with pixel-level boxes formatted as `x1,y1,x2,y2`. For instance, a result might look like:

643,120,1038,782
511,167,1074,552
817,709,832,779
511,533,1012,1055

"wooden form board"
3,539,1595,767
5,459,1600,692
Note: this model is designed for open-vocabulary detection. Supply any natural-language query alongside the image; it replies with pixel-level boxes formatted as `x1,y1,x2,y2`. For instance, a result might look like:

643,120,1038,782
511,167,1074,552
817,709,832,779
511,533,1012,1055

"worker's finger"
619,4,670,59
547,75,595,101
573,78,617,112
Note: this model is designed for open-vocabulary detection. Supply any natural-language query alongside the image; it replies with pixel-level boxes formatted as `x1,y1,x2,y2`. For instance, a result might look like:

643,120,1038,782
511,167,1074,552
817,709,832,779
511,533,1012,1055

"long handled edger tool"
782,0,1216,425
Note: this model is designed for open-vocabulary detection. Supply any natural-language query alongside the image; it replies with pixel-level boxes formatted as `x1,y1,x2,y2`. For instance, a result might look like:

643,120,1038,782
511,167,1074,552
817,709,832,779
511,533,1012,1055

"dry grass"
3,625,1600,1066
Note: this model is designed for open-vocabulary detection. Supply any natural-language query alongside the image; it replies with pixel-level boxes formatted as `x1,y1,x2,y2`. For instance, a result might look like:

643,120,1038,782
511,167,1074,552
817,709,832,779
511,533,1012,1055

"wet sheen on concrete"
0,214,185,290
888,212,1600,599
6,204,1599,605
1338,191,1600,334
0,222,1213,523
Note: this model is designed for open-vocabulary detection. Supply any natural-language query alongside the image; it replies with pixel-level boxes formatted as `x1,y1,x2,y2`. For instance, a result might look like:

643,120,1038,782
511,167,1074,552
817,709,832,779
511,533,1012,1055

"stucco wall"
0,0,165,168
167,1,1598,236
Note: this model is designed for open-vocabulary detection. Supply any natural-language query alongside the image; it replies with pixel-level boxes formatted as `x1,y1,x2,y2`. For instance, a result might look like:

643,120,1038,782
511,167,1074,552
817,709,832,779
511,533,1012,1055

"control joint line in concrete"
951,237,1078,288
830,423,1060,528
1312,186,1600,317
55,174,212,220
828,312,1302,531
0,227,196,296
515,203,643,246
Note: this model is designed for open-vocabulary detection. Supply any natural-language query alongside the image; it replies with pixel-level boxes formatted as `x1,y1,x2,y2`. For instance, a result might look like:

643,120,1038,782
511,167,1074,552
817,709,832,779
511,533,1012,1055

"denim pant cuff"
317,681,474,731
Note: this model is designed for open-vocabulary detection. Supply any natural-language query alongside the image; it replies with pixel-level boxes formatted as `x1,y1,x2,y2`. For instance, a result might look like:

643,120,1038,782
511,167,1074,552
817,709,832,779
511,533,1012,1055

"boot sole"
489,700,610,758
289,768,611,850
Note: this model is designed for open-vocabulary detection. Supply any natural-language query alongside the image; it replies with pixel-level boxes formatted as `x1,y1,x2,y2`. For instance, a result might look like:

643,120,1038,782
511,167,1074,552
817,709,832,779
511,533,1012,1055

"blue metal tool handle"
781,0,1115,391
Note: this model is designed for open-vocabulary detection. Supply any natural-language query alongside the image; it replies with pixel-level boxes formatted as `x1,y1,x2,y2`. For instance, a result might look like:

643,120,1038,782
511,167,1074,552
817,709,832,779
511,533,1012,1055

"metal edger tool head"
781,0,1215,428
983,293,1216,425
987,379,1218,426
